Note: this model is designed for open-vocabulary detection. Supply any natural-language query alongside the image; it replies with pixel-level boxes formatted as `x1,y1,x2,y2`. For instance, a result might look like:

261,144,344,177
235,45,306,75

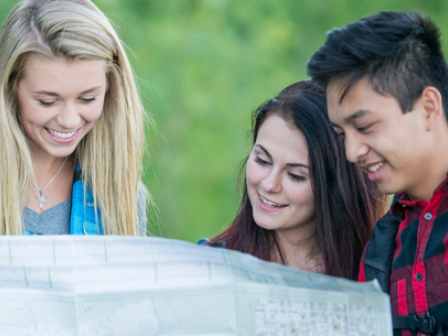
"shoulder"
197,238,210,245
368,212,400,249
362,212,400,278
138,183,146,203
197,238,226,248
137,182,147,236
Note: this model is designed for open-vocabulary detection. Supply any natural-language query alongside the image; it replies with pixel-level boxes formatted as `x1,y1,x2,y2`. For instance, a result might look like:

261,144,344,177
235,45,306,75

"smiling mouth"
366,162,384,173
259,195,287,208
46,128,77,139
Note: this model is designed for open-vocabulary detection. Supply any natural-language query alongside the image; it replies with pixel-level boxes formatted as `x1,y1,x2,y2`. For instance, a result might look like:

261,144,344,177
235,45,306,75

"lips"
259,195,287,207
257,194,289,214
362,161,386,181
365,161,384,173
46,128,76,139
45,127,82,144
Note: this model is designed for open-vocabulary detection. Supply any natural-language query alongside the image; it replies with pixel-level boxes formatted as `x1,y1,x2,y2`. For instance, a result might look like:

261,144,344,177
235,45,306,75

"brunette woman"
200,81,385,280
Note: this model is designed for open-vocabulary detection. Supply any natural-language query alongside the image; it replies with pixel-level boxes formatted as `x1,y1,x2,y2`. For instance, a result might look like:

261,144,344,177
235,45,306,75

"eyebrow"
33,86,103,96
256,144,309,169
331,109,372,128
343,109,371,124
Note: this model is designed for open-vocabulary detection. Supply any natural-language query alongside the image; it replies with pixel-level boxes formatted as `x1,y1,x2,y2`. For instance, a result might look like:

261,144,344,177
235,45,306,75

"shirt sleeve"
197,238,210,245
137,183,147,236
358,242,369,282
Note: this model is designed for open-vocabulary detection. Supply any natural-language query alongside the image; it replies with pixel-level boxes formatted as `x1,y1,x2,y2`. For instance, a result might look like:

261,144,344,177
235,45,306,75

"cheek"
18,102,49,127
17,93,32,124
288,182,315,210
17,87,33,123
246,160,263,189
82,100,105,124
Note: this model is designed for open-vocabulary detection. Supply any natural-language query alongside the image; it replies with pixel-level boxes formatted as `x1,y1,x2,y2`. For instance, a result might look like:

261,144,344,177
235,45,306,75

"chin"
377,182,400,196
253,215,279,231
46,147,77,158
255,222,278,231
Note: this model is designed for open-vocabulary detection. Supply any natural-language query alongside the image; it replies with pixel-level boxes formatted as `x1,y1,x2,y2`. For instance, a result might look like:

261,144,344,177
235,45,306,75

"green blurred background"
1,0,448,242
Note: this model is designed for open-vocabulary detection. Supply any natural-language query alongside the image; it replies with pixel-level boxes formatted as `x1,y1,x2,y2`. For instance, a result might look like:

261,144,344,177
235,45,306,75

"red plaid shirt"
359,176,448,336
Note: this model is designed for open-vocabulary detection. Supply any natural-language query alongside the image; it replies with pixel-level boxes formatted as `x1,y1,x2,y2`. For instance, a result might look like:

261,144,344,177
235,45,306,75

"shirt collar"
389,173,448,219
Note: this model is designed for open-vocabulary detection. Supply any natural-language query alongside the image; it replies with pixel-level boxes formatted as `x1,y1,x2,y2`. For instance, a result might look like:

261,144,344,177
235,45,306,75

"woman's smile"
258,194,288,212
45,127,83,144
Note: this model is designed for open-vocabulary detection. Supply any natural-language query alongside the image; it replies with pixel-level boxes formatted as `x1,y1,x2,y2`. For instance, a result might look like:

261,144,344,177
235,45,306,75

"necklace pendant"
30,156,67,213
37,190,48,210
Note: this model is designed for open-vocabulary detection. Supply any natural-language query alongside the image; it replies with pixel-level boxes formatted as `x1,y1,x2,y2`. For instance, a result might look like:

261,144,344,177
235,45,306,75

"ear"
419,87,443,131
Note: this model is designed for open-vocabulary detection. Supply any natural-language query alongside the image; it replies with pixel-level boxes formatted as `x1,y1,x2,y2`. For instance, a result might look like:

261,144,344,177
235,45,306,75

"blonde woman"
0,0,149,235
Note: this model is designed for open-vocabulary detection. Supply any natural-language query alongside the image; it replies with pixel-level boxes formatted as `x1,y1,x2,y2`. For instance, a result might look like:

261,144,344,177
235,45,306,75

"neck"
272,223,323,273
408,130,448,202
30,151,74,187
408,170,447,202
31,155,66,178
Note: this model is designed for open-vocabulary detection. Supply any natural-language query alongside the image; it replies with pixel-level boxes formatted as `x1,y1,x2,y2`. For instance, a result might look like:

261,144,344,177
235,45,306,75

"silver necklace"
30,157,68,212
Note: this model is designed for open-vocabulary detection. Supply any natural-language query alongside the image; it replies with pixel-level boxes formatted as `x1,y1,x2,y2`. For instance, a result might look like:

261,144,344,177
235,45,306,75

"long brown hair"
210,81,385,280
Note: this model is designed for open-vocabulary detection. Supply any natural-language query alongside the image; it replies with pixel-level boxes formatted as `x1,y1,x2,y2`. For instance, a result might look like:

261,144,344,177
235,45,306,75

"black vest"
364,213,400,293
365,212,445,335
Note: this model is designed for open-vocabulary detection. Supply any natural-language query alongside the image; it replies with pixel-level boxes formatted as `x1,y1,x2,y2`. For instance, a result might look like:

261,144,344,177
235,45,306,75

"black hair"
307,11,448,116
210,81,386,280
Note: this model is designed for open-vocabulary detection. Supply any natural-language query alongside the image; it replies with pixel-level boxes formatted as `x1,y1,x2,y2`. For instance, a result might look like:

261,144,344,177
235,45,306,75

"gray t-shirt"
24,186,147,236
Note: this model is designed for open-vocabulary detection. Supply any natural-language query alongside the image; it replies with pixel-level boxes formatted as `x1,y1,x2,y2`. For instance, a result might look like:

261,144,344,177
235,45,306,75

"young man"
307,11,448,336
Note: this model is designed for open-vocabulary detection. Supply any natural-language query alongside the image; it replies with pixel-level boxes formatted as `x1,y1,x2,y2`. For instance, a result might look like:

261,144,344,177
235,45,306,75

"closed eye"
357,123,374,133
39,100,54,107
357,126,369,132
288,173,305,182
80,97,96,103
255,156,269,165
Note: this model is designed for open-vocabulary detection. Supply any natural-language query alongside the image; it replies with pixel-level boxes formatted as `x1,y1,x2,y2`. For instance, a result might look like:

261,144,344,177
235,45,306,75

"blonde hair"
0,0,149,235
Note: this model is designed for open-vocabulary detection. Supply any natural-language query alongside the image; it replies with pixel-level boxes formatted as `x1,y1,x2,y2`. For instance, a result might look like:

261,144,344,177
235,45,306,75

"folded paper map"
0,236,392,335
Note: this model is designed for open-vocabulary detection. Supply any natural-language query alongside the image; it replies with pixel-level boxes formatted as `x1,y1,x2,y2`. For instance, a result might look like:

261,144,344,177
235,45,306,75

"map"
0,236,392,335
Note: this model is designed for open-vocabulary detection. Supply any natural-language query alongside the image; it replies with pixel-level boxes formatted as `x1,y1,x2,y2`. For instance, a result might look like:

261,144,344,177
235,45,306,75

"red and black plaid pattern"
359,177,448,336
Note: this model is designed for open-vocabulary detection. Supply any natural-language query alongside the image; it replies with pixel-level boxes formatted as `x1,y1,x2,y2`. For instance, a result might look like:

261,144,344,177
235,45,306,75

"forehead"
20,54,107,92
326,77,401,125
257,114,308,161
23,54,104,73
326,78,371,122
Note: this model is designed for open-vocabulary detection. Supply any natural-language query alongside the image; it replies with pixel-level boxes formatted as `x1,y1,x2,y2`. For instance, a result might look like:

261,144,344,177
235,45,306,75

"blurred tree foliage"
1,0,448,242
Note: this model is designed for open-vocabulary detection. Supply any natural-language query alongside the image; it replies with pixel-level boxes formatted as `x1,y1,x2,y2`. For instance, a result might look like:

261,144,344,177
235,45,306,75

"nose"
261,169,282,194
344,132,369,163
56,102,81,130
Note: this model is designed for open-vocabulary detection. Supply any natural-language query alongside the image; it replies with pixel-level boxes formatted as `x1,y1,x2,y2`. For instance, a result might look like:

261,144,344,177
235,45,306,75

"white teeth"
259,195,286,208
48,129,76,139
367,162,384,173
